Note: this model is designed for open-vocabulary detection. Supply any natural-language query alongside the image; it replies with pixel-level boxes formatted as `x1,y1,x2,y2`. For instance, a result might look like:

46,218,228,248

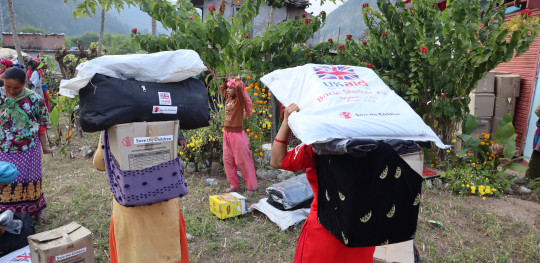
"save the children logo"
313,65,359,80
339,112,352,119
122,137,133,147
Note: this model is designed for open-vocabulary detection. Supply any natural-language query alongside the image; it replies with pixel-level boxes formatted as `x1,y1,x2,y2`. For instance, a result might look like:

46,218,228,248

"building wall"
492,8,540,154
2,34,65,50
200,1,305,37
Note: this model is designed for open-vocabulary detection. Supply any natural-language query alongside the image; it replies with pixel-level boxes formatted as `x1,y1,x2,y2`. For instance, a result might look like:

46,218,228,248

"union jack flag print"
313,66,358,80
9,253,31,262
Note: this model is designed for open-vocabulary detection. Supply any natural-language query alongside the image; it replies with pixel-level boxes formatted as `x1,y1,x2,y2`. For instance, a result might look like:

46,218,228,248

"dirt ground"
34,132,540,262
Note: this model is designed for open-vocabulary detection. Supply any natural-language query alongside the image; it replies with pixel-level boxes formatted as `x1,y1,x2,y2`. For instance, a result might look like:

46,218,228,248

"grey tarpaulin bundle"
79,73,209,132
266,173,314,211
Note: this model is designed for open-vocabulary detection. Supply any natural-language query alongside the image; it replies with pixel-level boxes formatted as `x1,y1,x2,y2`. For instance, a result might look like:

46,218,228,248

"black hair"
29,60,39,69
0,79,4,87
4,67,27,84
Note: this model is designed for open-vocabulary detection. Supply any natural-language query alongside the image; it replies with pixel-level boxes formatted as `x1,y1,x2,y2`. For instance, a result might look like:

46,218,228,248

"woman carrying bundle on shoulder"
270,103,375,263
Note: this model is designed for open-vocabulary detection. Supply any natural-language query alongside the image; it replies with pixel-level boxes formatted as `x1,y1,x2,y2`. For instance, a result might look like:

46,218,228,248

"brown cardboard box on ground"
107,120,179,170
493,97,516,119
472,117,492,136
495,74,521,98
27,222,94,263
468,93,495,117
473,71,511,94
374,240,414,263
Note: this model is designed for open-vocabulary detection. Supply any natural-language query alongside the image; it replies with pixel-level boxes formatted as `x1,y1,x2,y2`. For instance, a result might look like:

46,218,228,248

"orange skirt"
109,198,189,263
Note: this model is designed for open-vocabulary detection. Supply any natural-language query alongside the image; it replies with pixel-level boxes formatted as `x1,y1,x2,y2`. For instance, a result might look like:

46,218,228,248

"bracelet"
274,138,288,144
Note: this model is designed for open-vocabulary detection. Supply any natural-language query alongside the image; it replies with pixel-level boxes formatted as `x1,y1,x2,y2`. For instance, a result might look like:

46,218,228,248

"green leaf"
461,114,478,135
458,134,481,148
503,162,528,171
49,107,59,127
495,122,515,143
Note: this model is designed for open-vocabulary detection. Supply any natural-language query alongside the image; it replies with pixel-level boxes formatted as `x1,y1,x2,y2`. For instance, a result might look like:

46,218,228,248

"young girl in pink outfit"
220,78,257,195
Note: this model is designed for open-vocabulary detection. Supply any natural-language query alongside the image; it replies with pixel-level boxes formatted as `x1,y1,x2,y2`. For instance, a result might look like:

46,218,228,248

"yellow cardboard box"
209,192,246,219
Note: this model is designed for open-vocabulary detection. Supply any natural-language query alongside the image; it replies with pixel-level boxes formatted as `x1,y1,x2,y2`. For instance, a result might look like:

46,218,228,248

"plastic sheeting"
260,64,447,149
248,198,310,231
266,173,313,210
59,50,207,97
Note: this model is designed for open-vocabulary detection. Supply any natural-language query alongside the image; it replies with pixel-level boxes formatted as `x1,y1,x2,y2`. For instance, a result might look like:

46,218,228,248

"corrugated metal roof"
493,8,540,154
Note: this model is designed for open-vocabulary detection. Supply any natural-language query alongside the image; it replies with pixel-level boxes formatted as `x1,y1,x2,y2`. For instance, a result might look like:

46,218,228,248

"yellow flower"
482,197,486,200
451,139,456,143
484,134,490,139
446,150,451,153
218,104,223,108
190,143,194,147
461,184,465,187
269,114,273,118
262,124,267,128
430,164,434,167
252,109,255,113
254,93,258,96
470,185,474,190
480,142,485,145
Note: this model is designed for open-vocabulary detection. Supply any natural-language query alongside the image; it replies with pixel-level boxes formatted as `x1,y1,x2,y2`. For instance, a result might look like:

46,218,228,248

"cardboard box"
472,117,492,137
107,120,179,170
493,97,516,119
469,93,495,117
209,192,246,219
374,240,414,263
495,74,521,98
473,71,511,94
27,222,94,263
400,151,424,176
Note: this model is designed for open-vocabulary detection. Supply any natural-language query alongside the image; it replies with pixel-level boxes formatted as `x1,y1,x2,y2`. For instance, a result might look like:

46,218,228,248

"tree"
305,0,539,145
65,0,134,56
7,0,24,67
133,0,325,91
19,25,46,34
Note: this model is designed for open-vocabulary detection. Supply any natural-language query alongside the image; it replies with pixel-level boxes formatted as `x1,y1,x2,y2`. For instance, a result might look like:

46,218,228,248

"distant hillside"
318,0,379,42
0,0,133,36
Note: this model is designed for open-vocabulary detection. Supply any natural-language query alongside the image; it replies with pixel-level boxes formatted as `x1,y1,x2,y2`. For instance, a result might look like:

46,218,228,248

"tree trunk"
151,18,157,35
7,0,24,67
97,5,105,56
269,6,275,26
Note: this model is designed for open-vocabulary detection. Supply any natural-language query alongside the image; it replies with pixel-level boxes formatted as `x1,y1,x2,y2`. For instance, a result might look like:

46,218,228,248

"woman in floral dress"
0,67,53,223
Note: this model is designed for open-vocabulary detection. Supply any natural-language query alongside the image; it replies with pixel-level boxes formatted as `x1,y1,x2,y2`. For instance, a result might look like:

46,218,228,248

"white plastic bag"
59,50,207,97
261,64,447,149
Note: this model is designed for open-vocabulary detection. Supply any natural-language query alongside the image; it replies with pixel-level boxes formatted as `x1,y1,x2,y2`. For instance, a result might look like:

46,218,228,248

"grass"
37,132,540,263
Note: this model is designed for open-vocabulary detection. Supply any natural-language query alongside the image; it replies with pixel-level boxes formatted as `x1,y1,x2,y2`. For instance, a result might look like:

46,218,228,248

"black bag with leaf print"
315,141,423,247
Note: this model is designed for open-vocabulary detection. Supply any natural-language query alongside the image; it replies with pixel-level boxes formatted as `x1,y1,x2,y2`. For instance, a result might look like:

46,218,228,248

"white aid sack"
261,64,447,149
59,50,207,97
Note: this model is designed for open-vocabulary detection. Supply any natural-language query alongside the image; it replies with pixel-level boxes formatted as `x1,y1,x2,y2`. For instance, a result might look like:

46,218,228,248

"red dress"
281,144,375,263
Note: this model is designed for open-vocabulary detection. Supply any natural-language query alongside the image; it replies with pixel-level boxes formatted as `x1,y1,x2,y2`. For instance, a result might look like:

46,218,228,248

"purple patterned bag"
102,131,188,206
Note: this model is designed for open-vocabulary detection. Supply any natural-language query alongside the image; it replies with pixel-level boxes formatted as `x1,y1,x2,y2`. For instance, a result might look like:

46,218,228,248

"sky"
306,0,344,15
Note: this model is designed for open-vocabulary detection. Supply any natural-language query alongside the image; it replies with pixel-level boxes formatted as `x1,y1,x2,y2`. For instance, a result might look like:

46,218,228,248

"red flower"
382,32,388,37
188,16,194,20
302,13,307,18
346,34,352,39
208,4,216,11
367,63,374,68
338,45,345,50
306,53,311,58
441,93,447,98
244,35,250,39
328,38,333,42
304,18,312,24
131,28,137,34
480,10,485,15
320,11,326,16
420,46,427,53
527,9,532,16
362,41,367,46
403,0,411,3
362,3,369,8
408,7,412,11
